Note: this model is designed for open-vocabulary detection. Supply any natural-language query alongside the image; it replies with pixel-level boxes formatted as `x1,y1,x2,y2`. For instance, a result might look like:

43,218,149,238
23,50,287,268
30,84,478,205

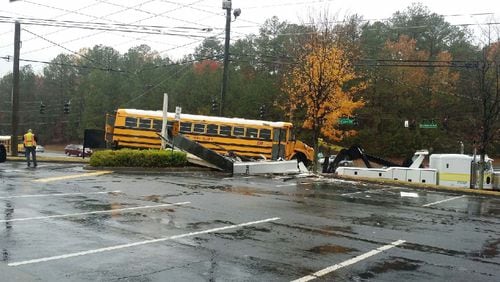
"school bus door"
272,128,286,160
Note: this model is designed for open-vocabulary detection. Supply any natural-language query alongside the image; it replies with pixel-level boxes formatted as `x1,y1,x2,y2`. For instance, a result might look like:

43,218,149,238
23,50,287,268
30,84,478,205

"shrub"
89,149,187,167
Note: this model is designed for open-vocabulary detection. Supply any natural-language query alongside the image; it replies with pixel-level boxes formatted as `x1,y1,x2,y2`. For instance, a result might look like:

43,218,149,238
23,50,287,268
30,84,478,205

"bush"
89,149,187,167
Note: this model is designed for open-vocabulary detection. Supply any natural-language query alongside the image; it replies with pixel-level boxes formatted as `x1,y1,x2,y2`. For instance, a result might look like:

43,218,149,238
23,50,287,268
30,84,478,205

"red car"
65,144,92,157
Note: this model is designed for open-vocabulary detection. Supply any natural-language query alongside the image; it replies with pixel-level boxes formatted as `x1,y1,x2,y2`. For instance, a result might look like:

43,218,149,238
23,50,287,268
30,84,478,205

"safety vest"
24,132,36,147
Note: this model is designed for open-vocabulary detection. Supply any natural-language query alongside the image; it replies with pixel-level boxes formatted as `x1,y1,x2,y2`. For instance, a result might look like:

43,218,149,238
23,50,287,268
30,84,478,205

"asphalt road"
1,161,499,281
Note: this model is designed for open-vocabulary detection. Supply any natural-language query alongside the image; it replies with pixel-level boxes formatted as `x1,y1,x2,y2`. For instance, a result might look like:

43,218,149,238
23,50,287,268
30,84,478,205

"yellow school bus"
0,136,26,154
105,109,314,164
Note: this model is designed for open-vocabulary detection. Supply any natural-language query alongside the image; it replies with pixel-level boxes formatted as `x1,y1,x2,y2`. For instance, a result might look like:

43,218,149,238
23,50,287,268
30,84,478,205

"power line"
0,2,103,32
0,16,216,37
0,0,155,52
0,0,217,57
157,31,225,55
95,0,212,28
0,56,127,73
21,28,132,75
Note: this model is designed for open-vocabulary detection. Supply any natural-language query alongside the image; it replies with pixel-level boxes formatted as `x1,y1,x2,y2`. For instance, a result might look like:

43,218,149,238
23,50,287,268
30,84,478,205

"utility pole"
11,21,20,156
219,0,232,117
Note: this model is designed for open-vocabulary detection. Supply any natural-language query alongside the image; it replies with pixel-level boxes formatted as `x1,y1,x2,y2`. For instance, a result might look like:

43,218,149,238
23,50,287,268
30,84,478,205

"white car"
36,145,45,152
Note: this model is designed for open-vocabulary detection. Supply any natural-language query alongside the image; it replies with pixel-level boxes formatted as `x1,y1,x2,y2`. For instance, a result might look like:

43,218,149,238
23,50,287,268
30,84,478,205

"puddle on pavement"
308,244,356,254
357,257,421,279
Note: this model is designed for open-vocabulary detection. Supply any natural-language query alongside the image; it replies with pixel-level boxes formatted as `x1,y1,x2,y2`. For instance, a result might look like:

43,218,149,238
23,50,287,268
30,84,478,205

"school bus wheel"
293,152,310,167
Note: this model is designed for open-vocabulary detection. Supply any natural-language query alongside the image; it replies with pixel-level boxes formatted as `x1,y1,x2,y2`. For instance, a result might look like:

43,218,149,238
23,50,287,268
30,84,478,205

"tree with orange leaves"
282,29,365,170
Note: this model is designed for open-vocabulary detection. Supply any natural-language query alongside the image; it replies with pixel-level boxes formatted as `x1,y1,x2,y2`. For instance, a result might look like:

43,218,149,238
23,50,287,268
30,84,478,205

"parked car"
65,144,92,157
64,144,77,154
35,145,45,152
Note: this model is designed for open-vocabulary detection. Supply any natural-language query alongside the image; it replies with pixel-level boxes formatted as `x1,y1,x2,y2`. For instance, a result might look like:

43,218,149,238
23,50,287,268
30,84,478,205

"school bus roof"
117,109,293,128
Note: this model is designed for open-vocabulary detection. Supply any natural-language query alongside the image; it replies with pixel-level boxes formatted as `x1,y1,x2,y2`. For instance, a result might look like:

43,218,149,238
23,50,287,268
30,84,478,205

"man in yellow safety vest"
23,129,37,167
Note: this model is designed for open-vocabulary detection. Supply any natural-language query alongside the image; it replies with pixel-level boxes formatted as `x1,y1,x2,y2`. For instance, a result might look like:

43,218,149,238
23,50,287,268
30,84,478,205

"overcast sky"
0,0,498,76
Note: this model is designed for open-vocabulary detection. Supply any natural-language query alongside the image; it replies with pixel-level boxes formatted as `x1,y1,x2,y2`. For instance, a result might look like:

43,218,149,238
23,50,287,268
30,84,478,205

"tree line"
0,3,498,159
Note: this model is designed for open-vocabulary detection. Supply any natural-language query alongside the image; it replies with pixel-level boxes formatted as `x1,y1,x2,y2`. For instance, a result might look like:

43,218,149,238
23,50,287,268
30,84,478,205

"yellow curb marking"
33,171,113,183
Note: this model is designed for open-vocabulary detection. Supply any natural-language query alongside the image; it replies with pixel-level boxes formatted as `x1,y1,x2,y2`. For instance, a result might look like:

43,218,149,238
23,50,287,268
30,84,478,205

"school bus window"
220,125,231,136
193,123,206,133
233,127,245,136
152,120,162,131
273,128,287,142
246,128,258,138
283,129,289,141
259,129,271,140
125,117,138,128
207,124,218,135
138,118,152,129
153,120,172,131
180,122,192,133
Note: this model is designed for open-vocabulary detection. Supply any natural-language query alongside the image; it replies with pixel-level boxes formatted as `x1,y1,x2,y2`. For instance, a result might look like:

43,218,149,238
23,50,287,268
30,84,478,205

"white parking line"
291,240,406,282
422,195,466,207
0,202,190,223
276,183,297,187
8,217,280,266
0,190,121,200
341,191,363,196
33,171,113,183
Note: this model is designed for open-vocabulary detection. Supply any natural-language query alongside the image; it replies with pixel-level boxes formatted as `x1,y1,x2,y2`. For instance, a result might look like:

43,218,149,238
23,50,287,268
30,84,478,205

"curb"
333,175,500,197
84,165,231,176
7,156,89,164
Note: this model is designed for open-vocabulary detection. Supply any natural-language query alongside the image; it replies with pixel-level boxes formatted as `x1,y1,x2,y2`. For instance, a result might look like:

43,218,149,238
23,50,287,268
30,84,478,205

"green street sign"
419,121,438,129
338,117,355,125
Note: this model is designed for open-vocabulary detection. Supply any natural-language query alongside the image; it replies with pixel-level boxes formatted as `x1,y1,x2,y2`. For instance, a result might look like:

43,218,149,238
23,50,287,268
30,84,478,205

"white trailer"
335,151,497,190
429,154,494,189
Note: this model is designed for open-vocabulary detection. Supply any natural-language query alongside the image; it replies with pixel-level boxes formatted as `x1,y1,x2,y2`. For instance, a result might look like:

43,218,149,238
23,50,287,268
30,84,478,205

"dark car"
65,144,92,157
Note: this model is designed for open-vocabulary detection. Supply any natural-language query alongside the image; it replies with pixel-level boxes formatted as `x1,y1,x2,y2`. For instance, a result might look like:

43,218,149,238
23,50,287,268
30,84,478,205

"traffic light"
63,101,70,114
211,98,218,113
259,105,265,119
39,102,46,114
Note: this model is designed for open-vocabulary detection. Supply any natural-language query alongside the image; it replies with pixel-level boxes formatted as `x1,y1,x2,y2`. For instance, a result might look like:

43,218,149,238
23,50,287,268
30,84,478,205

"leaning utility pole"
219,0,232,117
11,21,20,156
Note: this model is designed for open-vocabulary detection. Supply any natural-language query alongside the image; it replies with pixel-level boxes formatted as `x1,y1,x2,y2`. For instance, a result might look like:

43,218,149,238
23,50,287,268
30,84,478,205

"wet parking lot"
1,162,499,281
